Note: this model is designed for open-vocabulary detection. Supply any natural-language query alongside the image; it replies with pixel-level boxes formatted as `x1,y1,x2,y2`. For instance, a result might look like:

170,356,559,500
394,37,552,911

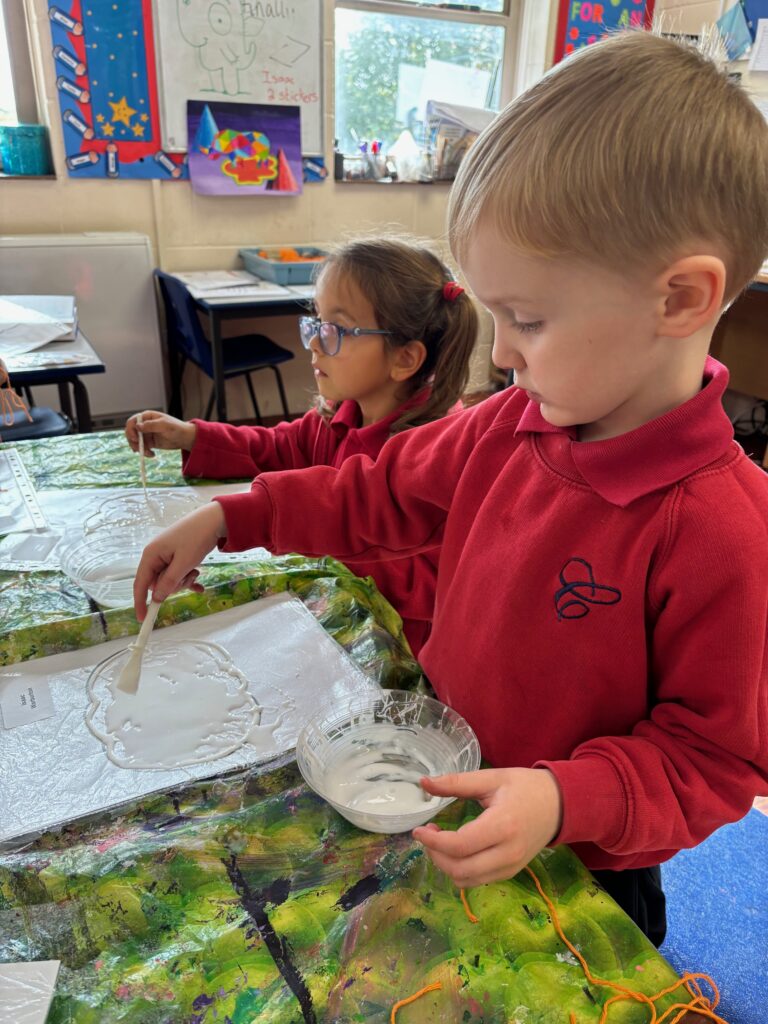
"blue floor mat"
660,810,768,1023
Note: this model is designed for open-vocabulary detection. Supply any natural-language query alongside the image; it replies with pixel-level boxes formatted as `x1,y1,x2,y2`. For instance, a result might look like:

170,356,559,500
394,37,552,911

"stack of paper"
426,99,496,181
172,269,292,301
0,295,77,358
286,283,316,299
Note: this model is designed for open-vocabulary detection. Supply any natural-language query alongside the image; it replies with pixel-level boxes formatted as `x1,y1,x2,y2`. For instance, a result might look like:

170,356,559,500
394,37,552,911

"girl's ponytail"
391,288,477,432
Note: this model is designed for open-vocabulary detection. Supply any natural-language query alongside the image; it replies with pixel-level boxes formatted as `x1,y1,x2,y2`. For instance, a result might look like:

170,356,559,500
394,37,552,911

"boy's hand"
125,410,197,456
412,767,562,887
133,502,228,618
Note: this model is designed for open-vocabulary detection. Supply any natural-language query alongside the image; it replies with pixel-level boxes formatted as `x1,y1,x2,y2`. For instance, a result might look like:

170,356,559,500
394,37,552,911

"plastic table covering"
0,432,700,1024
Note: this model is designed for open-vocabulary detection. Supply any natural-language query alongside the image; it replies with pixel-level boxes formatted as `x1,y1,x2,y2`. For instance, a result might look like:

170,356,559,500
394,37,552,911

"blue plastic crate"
239,246,327,285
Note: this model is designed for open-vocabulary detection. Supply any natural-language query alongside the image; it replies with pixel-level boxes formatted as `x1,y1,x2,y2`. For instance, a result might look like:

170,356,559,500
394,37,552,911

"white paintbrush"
115,600,161,695
137,411,148,499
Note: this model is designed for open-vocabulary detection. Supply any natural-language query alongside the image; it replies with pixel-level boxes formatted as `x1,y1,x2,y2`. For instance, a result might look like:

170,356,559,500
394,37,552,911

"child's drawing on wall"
187,99,302,195
177,0,259,95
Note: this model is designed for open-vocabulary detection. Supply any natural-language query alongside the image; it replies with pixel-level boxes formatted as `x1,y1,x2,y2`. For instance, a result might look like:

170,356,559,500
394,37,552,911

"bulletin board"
554,1,656,63
153,0,323,157
47,1,187,180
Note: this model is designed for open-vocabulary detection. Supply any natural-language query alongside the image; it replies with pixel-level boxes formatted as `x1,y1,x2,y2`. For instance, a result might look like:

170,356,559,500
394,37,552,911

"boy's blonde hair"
449,31,768,302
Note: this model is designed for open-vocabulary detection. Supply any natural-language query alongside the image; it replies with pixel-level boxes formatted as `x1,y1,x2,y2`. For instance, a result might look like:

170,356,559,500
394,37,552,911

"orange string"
520,865,729,1024
459,888,479,924
428,868,727,1024
523,865,657,1021
0,361,32,427
390,982,442,1024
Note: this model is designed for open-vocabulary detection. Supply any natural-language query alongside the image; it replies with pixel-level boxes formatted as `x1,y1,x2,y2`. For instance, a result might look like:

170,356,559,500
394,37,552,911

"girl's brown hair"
314,236,478,432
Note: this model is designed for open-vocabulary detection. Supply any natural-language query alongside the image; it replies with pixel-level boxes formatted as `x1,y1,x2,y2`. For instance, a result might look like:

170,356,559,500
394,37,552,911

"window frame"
1,0,39,125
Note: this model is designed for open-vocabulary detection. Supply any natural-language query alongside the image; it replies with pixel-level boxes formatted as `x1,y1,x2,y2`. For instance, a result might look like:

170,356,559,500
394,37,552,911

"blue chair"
0,405,72,441
154,270,294,423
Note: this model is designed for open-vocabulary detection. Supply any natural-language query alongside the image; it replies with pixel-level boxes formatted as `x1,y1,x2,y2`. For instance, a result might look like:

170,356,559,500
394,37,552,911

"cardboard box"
711,288,768,402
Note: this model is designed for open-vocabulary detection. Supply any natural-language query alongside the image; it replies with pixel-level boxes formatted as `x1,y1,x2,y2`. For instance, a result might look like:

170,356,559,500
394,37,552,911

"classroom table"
0,432,705,1023
5,329,105,433
180,282,313,424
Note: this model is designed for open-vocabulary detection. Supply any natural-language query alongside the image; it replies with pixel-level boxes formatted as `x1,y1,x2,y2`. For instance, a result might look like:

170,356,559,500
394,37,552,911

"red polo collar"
329,389,433,440
514,357,735,507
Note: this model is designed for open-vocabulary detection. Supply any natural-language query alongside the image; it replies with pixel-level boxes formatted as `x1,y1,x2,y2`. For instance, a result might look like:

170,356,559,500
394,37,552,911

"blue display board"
554,0,656,62
47,0,187,179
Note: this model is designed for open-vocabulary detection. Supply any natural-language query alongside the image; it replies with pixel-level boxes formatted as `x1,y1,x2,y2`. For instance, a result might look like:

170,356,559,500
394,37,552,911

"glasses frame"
298,315,391,357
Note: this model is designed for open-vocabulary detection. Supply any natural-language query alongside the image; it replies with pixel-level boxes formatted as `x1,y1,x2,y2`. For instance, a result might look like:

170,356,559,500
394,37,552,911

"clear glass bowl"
296,689,480,834
83,491,202,535
58,526,150,608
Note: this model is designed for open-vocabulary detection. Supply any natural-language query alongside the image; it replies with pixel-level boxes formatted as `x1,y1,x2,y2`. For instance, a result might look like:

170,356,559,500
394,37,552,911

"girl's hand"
125,410,197,456
133,502,228,617
412,767,563,887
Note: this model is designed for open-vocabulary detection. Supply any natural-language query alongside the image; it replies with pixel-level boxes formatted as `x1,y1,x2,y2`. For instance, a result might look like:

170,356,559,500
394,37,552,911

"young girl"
126,237,478,655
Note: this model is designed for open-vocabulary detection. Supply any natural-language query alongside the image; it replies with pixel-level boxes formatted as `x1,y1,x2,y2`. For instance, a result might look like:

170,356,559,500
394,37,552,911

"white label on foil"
0,675,55,729
0,961,60,1024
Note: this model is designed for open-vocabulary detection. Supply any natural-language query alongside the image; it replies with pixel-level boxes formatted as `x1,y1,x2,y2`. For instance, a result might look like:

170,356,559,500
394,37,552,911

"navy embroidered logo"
555,557,621,620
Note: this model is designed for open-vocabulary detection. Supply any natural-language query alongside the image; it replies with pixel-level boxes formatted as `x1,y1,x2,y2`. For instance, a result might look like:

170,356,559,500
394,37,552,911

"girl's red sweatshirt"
182,398,443,655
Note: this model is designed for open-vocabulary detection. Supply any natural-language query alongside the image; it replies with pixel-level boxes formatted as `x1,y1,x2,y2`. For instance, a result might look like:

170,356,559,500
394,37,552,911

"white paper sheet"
0,298,72,356
3,296,76,340
0,675,55,729
749,19,768,70
0,484,257,572
196,283,293,301
0,594,378,847
0,449,47,537
0,961,60,1024
171,269,259,292
285,284,317,299
3,350,89,371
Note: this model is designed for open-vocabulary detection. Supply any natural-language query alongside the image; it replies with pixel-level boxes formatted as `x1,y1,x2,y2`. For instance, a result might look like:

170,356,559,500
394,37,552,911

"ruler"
0,448,47,533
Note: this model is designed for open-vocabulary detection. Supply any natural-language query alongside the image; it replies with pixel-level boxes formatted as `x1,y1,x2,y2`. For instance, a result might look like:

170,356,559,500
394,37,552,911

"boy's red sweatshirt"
182,399,440,655
213,358,768,871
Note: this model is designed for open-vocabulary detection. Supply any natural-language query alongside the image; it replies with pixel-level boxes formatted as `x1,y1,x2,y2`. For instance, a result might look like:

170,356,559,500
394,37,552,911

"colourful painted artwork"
554,1,656,62
188,100,303,196
47,0,187,179
0,765,701,1023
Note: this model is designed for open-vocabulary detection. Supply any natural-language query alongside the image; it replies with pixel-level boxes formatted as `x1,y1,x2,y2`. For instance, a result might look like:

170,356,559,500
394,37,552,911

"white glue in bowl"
296,689,481,834
82,491,202,535
59,527,148,609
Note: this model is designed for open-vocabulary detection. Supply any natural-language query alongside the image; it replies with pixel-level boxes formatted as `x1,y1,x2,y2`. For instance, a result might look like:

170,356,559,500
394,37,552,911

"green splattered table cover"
0,433,696,1022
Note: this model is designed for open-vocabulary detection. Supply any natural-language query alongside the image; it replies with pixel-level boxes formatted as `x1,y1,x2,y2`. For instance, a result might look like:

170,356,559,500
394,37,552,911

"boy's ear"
656,255,727,338
390,340,428,382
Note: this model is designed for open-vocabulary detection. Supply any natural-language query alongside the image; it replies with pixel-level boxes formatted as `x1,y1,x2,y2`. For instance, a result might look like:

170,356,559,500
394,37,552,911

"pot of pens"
343,140,389,181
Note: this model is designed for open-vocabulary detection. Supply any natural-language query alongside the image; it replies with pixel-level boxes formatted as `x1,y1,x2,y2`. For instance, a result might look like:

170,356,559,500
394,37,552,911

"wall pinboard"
153,0,323,157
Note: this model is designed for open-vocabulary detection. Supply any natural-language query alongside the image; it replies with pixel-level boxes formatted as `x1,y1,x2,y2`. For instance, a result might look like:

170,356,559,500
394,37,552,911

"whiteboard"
0,234,166,419
153,0,323,156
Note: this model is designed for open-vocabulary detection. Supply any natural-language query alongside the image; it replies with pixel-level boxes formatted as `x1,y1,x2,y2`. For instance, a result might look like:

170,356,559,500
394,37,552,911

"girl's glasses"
298,315,390,357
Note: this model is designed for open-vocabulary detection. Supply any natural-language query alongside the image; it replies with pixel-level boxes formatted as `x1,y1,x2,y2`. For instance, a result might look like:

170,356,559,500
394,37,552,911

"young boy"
133,32,768,945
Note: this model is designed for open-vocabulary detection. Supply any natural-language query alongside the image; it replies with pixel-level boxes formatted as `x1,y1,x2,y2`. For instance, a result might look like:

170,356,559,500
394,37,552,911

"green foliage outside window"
335,12,504,154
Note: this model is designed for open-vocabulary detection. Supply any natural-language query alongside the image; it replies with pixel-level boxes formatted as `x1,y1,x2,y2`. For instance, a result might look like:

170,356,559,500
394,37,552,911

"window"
335,0,519,171
0,0,38,126
0,5,15,125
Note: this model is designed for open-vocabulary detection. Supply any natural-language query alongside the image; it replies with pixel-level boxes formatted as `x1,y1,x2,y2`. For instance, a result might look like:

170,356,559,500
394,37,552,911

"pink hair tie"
442,281,464,302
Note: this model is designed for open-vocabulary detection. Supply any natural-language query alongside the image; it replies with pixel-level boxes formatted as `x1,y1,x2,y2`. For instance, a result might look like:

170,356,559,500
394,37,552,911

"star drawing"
109,96,136,127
